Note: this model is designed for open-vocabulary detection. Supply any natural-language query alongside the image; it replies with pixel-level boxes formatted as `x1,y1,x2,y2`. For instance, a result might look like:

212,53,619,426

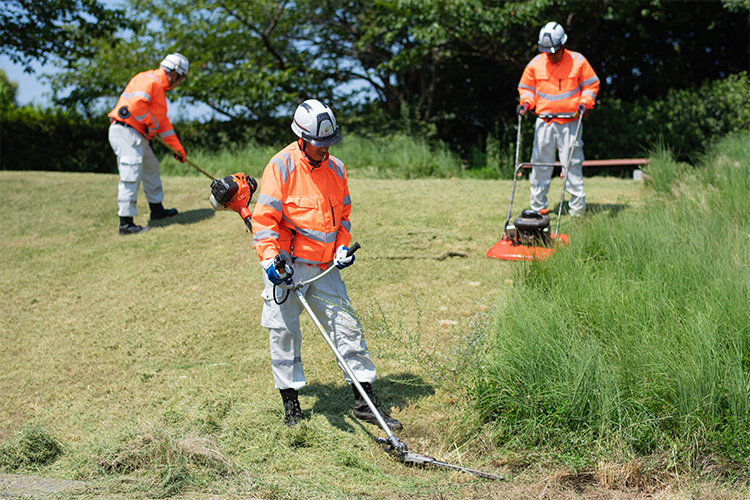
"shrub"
1,105,114,172
585,72,750,165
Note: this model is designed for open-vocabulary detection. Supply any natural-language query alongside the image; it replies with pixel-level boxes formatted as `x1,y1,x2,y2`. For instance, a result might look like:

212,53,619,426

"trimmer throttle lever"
273,254,294,282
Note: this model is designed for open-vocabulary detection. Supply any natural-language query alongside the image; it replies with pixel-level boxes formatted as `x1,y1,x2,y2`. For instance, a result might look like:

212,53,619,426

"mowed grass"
2,168,658,499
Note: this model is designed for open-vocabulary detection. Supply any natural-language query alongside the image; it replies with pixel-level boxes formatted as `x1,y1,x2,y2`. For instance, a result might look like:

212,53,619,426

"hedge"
2,73,747,174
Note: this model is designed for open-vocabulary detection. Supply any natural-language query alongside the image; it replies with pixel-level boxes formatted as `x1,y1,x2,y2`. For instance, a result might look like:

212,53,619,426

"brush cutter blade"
375,437,503,481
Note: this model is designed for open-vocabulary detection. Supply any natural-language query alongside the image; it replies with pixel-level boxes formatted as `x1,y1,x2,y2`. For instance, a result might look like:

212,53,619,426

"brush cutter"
209,172,258,231
487,111,582,261
273,245,503,481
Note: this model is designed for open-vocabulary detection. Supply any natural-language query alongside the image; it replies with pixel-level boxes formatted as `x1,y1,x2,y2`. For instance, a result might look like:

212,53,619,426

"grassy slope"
0,170,670,499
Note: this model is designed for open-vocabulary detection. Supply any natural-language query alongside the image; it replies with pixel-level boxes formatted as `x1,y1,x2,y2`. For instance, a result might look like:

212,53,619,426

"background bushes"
2,73,747,177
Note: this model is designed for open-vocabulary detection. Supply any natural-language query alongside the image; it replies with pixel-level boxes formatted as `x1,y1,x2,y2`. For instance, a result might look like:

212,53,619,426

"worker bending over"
108,53,188,234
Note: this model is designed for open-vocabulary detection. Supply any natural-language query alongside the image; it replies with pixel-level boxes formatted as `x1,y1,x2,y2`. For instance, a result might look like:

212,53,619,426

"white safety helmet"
291,99,342,148
538,22,568,54
160,53,190,76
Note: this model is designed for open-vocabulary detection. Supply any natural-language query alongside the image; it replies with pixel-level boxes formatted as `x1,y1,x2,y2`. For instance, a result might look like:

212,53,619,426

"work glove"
516,102,530,117
577,104,589,118
266,265,287,285
334,245,355,270
262,256,292,285
174,148,186,163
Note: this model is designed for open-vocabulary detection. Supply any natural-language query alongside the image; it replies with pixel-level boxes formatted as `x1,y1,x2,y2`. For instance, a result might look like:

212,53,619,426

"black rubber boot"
280,388,304,427
352,383,402,431
149,203,178,220
119,216,150,235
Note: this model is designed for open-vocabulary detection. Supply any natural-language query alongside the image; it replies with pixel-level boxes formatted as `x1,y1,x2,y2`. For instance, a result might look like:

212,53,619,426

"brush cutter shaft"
276,244,404,450
503,113,524,236
153,135,215,180
295,289,400,447
554,112,584,239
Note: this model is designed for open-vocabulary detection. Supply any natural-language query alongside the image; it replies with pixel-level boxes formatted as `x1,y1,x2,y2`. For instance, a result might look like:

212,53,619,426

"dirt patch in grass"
0,473,88,498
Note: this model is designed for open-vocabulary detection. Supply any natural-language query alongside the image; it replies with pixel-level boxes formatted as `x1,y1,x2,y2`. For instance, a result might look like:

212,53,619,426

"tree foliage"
39,0,750,157
52,0,338,119
0,69,19,113
0,0,133,71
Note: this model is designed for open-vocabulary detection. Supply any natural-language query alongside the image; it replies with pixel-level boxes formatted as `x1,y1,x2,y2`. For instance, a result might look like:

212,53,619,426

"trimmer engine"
506,209,551,246
209,172,258,231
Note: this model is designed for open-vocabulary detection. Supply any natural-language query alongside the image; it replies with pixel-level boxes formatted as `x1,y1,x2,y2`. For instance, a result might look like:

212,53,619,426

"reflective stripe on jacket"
107,68,184,154
518,50,600,124
252,142,352,268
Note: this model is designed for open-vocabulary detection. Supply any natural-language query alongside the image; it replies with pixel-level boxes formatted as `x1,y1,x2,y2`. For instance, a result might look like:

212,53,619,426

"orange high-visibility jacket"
107,68,184,156
252,142,352,268
518,50,600,124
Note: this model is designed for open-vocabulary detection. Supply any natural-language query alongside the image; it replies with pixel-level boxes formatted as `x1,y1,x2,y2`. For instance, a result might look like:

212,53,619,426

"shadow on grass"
149,208,215,228
550,202,629,218
585,202,629,217
304,373,434,433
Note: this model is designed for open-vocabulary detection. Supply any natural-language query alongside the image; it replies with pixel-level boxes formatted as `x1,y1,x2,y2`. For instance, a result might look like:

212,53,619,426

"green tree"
51,0,335,119
46,0,750,159
0,69,19,113
0,0,133,71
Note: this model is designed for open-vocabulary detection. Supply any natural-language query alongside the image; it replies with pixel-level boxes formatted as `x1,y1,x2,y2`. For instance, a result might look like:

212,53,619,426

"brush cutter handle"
534,111,578,120
276,242,361,290
346,242,360,258
554,112,585,239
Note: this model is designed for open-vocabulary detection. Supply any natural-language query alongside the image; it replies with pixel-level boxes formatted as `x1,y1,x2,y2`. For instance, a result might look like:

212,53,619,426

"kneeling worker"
251,98,402,430
108,53,189,234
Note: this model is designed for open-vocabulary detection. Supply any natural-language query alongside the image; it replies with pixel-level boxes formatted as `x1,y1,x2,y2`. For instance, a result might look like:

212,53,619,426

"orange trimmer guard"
486,233,569,261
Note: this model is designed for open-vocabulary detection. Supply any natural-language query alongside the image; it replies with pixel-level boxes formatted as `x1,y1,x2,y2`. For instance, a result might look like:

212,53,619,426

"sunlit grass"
475,133,750,477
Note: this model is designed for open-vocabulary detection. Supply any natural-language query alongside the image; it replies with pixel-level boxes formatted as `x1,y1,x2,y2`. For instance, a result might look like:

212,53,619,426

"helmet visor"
539,43,563,54
302,127,342,148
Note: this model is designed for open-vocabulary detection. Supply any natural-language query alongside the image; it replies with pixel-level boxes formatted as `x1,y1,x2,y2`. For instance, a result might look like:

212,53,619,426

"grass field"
1,149,747,499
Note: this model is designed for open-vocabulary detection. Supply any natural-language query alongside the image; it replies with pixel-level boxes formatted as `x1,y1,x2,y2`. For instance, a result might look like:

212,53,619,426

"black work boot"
119,216,150,235
352,383,402,431
280,388,304,427
149,203,178,220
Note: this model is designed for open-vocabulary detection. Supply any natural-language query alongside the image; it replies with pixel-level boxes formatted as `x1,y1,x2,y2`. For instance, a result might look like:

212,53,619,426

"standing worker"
108,53,189,235
517,22,600,217
252,98,402,430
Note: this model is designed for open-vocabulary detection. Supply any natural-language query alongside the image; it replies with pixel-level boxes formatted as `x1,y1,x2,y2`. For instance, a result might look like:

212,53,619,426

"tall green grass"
474,133,750,473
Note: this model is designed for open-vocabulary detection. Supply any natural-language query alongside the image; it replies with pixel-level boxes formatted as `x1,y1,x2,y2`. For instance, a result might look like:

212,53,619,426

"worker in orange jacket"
517,22,600,217
107,53,189,234
252,99,402,430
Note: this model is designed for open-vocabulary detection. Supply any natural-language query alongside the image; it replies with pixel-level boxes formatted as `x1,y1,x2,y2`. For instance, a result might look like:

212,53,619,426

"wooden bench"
519,158,649,168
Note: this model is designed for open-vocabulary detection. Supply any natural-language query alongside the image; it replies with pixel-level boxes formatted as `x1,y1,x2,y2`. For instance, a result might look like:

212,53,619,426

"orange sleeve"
252,156,286,261
517,57,538,109
334,172,353,250
578,57,600,109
